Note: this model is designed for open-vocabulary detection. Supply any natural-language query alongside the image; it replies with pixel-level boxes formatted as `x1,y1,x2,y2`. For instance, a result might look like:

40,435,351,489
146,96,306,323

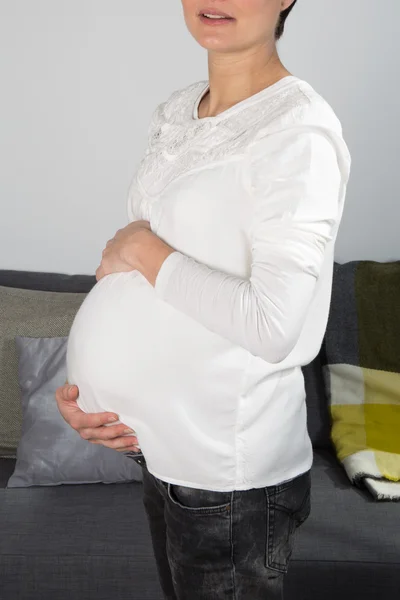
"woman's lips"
199,14,235,26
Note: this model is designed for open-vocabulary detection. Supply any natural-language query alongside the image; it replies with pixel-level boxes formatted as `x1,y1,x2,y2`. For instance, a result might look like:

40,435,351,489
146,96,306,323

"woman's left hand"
95,220,152,282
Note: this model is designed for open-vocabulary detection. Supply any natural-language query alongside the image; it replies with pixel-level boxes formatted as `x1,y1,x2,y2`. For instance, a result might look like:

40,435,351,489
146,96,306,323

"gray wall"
1,0,399,274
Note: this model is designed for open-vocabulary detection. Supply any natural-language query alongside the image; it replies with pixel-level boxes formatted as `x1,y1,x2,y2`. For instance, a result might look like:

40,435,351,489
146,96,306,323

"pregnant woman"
56,1,351,598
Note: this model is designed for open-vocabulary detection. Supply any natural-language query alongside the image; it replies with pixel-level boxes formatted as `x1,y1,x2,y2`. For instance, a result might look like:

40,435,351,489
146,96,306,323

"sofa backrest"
302,353,333,450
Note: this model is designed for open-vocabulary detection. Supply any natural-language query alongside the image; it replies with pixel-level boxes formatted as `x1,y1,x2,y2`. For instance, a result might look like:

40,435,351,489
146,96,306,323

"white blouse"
67,75,351,491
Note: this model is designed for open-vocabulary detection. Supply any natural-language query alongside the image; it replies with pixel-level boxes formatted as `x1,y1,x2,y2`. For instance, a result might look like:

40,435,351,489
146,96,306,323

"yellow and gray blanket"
322,261,400,501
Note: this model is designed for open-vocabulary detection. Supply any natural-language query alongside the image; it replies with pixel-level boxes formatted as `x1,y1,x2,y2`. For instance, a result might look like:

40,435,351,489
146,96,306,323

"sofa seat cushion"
0,463,151,558
1,451,399,599
292,450,400,565
287,449,400,598
0,459,162,599
1,451,399,564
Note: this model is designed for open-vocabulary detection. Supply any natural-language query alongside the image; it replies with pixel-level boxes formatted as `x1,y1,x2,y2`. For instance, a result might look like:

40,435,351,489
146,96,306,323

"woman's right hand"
55,383,141,452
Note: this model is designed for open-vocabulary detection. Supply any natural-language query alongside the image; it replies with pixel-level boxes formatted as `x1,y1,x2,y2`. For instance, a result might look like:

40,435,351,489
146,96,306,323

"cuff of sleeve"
154,250,186,299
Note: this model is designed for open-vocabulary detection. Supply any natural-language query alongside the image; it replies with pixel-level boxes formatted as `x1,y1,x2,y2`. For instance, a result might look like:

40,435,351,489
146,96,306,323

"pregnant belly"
66,271,155,420
66,269,246,436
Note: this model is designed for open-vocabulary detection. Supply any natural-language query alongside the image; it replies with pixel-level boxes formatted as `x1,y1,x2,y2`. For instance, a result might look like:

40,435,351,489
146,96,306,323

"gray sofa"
0,265,399,600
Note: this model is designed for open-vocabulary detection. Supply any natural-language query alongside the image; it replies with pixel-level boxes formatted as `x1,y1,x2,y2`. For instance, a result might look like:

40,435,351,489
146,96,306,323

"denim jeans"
125,452,311,600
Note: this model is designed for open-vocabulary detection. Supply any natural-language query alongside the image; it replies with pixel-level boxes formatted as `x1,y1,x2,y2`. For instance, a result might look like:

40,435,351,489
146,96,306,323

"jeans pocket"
167,483,231,514
264,470,311,574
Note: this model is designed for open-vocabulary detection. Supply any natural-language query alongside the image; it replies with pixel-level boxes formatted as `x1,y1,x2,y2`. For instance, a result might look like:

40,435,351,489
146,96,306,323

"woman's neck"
199,52,291,119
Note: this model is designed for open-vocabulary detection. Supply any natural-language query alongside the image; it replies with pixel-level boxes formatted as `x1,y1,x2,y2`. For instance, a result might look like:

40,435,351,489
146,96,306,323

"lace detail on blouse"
127,78,316,222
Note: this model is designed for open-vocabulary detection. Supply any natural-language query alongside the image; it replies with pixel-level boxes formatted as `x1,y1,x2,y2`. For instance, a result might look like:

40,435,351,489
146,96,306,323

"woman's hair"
275,0,298,40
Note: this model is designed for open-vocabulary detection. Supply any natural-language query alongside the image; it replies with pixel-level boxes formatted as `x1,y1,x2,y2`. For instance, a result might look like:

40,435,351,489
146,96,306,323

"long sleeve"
153,124,349,364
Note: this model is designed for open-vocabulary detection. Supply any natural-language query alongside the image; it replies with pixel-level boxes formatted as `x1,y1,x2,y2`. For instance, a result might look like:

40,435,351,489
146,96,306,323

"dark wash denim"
125,452,311,600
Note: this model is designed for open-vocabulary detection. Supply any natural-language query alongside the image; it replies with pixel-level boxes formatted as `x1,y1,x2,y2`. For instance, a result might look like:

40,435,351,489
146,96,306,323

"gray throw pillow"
7,336,143,487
